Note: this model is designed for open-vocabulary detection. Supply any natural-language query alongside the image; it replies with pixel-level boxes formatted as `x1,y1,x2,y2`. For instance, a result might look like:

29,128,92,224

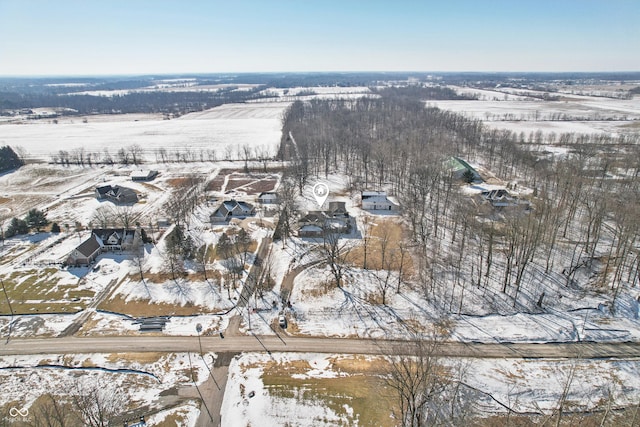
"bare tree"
91,205,116,229
163,246,185,281
0,213,6,246
28,393,74,427
70,378,125,427
241,144,253,172
112,205,141,229
127,144,144,165
116,148,129,165
131,234,147,286
234,228,252,266
256,248,276,299
361,216,371,270
318,230,352,288
255,144,272,172
102,147,113,165
375,250,396,305
384,326,451,427
275,176,298,244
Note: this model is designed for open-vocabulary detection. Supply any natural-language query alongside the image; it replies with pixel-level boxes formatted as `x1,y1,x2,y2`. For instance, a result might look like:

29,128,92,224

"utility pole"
196,323,203,356
187,351,214,424
1,279,15,343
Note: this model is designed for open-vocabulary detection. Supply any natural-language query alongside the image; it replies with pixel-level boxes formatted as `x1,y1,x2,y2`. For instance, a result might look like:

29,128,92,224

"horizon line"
2,70,640,79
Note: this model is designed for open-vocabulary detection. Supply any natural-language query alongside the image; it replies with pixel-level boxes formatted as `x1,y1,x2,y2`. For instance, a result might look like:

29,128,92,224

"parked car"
278,315,287,328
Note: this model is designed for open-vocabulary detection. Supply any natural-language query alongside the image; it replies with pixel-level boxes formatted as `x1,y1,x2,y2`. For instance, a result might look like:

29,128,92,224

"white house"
361,191,399,211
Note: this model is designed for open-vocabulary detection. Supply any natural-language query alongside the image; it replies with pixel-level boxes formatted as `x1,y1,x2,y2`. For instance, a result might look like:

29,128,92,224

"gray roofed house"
297,202,352,238
327,201,348,217
210,200,256,224
480,188,527,209
66,234,102,266
95,185,138,204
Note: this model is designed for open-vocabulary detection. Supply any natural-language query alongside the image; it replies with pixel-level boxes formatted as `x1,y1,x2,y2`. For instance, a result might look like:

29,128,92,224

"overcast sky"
0,0,638,76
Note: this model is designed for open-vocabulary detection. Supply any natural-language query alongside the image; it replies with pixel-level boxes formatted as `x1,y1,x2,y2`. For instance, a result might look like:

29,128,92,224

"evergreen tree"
0,146,24,173
6,217,28,237
462,169,476,184
25,209,49,232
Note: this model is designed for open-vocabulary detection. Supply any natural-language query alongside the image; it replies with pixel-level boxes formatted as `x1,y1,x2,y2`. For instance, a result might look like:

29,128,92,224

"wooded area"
279,93,640,314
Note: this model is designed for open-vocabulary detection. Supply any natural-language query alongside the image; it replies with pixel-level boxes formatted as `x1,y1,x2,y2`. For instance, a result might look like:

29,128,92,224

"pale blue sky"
0,0,638,75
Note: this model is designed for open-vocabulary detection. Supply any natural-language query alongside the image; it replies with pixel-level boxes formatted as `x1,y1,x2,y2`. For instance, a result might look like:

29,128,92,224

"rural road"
2,335,640,359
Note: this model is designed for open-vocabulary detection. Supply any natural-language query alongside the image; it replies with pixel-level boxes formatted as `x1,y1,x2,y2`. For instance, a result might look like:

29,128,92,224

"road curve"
2,335,640,359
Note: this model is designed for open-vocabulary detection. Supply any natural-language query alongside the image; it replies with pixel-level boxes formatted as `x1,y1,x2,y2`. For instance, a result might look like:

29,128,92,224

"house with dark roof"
297,201,352,238
95,185,138,204
210,200,256,224
66,234,102,266
479,188,529,210
66,228,141,266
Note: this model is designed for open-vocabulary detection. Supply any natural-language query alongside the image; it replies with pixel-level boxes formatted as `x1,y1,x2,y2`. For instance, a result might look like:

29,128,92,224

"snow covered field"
0,102,289,161
430,87,640,137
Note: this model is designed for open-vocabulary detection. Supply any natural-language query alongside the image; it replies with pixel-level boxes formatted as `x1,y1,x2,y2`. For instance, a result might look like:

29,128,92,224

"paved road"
3,335,640,359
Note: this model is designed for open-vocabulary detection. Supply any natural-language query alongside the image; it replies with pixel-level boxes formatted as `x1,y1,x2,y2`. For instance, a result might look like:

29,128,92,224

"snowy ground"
0,352,210,424
221,352,640,426
2,164,639,348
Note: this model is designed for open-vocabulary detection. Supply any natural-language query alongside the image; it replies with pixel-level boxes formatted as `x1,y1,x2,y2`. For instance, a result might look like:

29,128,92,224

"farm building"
130,170,158,181
257,192,279,204
445,157,483,182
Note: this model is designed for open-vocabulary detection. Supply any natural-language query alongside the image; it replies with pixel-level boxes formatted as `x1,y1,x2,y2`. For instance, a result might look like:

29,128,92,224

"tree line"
0,85,266,116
